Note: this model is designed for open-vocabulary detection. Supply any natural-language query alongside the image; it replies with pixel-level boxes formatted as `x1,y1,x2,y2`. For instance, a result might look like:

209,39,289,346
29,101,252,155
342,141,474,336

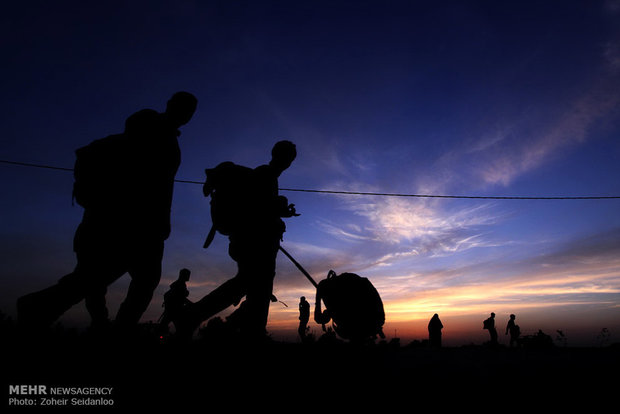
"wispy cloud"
413,27,620,194
317,220,377,242
464,71,620,190
349,195,494,240
327,194,503,261
432,85,619,191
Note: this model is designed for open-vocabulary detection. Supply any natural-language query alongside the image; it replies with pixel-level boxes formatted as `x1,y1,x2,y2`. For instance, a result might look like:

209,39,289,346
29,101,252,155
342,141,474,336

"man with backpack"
483,312,498,346
178,140,299,340
17,92,198,334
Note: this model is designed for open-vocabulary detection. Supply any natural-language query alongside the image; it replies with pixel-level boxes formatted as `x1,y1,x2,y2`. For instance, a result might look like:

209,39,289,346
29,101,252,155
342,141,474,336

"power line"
1,159,73,172
278,188,620,200
2,158,619,200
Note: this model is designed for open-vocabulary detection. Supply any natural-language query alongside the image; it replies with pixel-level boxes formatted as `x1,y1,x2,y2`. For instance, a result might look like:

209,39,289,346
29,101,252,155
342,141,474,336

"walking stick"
278,245,319,289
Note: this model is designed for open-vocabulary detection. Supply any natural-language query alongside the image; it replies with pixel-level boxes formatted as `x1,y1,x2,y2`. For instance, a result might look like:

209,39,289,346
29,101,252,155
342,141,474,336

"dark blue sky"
2,0,619,344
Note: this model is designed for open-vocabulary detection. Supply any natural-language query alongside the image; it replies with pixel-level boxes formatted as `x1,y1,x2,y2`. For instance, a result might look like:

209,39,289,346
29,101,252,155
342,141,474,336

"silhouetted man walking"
180,141,298,340
17,92,197,333
505,314,520,347
483,312,498,345
159,268,193,333
298,296,310,339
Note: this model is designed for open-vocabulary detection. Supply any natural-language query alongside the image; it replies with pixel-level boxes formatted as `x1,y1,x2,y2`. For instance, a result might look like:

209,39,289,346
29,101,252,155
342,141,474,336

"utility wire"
278,188,620,200
2,158,619,200
1,159,74,172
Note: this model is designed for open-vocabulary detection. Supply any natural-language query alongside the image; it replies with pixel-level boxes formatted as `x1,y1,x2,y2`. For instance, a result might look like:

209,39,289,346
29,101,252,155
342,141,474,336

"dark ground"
3,325,618,411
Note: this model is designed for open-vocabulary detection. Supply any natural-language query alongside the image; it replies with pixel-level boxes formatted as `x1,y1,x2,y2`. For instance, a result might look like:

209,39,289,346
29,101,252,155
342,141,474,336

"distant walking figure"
159,269,193,333
428,313,443,348
179,141,299,339
483,312,498,345
505,314,521,347
17,92,198,333
298,296,310,339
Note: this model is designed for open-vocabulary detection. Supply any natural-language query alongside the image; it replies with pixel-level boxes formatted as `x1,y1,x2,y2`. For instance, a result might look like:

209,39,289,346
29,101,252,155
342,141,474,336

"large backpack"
314,270,386,342
72,134,127,209
202,161,254,248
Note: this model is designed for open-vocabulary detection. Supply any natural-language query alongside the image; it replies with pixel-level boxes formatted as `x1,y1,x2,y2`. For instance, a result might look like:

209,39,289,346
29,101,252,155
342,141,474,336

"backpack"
314,270,386,342
72,134,127,209
483,318,492,330
202,161,254,248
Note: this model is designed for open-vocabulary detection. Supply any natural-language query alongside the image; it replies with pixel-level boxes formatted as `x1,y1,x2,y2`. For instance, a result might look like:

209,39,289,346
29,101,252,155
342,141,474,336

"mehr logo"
8,385,47,395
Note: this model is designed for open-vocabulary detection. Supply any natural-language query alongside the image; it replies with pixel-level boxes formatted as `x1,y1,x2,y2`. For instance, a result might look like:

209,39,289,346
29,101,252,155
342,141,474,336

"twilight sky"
1,0,619,345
